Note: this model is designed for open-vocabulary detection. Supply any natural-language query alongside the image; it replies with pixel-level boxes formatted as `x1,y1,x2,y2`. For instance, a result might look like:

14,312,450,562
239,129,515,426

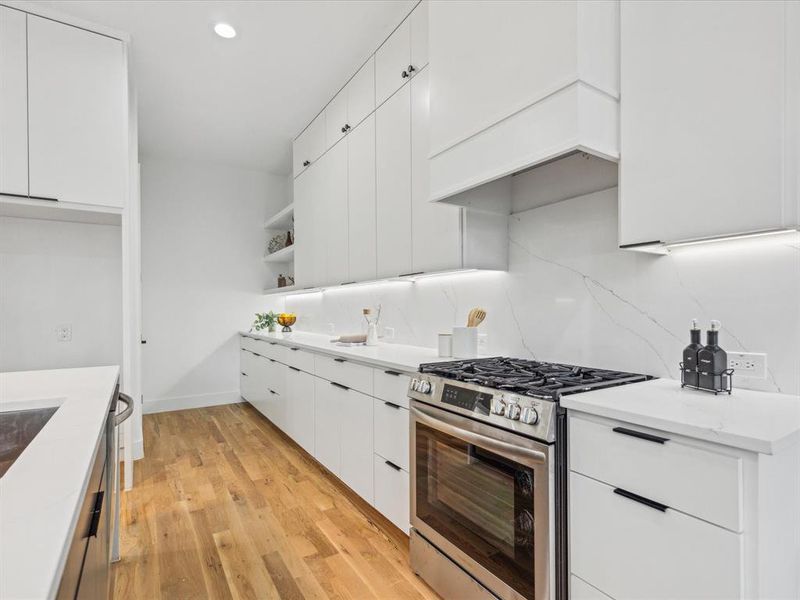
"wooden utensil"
467,307,486,327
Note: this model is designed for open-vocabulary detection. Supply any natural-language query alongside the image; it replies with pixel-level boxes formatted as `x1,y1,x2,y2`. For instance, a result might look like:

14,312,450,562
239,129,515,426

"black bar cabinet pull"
385,460,402,471
290,347,299,352
334,358,346,363
241,372,248,376
613,488,668,512
384,370,401,376
331,382,349,391
87,491,104,537
384,401,401,410
612,426,669,444
288,366,300,372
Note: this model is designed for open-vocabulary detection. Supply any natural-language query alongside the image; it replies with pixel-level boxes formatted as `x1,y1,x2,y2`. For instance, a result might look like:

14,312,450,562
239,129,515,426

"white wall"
0,216,122,371
140,158,288,416
286,187,800,396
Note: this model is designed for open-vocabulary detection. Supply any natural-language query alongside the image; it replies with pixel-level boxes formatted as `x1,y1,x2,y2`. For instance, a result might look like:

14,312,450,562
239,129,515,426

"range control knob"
505,400,521,421
520,406,540,425
419,380,432,394
490,397,506,416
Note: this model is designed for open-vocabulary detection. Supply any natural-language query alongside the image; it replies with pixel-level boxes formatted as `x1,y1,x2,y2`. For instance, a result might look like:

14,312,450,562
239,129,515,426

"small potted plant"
252,311,279,334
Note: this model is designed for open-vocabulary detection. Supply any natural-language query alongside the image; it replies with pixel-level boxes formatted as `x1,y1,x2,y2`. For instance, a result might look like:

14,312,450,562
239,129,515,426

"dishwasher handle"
114,393,134,426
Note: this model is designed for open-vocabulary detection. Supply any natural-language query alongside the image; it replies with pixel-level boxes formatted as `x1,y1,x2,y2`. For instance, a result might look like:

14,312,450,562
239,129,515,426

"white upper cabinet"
293,112,326,177
619,0,799,247
27,15,127,208
409,1,429,73
376,84,412,278
375,18,410,107
322,140,349,285
324,89,348,149
347,115,377,282
428,0,619,204
346,57,375,131
0,6,28,197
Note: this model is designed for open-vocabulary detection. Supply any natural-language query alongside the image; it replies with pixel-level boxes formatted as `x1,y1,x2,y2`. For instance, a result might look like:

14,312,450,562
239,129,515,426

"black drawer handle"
331,381,349,391
87,491,104,537
241,372,248,376
269,342,277,345
269,358,276,363
612,427,669,444
288,366,300,372
385,460,402,471
302,160,310,167
269,390,277,395
613,488,668,512
334,358,346,363
384,370,402,377
384,401,401,410
290,347,299,352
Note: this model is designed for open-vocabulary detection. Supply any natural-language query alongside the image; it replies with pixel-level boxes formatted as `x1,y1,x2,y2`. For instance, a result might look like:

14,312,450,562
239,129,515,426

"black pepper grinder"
682,319,703,387
697,320,728,391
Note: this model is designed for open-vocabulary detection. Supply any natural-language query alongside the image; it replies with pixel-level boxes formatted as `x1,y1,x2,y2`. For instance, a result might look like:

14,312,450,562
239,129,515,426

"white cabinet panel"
339,388,373,503
248,354,271,417
409,1,429,73
619,0,793,245
347,115,377,282
411,68,462,272
373,399,409,471
0,6,28,196
284,347,315,372
285,367,315,455
375,18,410,106
571,576,614,600
570,472,743,600
346,57,375,130
293,112,325,177
313,378,341,476
321,140,349,285
325,90,347,148
292,163,314,288
372,369,410,409
27,15,127,208
376,84,412,277
373,454,410,533
314,355,373,396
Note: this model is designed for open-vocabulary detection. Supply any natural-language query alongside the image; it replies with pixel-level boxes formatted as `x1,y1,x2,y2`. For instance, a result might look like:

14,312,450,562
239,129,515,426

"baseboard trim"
142,390,243,415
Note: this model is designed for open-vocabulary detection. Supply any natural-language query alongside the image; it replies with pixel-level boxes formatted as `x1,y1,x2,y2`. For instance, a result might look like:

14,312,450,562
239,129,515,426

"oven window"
415,422,536,600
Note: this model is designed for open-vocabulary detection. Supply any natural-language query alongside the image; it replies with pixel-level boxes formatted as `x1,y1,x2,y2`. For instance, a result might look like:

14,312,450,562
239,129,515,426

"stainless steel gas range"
407,358,650,600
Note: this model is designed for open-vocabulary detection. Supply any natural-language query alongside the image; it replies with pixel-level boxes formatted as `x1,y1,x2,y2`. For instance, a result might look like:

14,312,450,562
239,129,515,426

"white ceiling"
33,0,415,175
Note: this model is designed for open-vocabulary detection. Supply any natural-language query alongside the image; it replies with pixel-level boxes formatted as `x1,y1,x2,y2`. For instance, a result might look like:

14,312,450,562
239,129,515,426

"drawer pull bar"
613,488,668,512
612,426,669,444
269,390,277,395
241,372,248,376
331,381,349,391
384,370,402,376
288,366,300,372
385,460,402,471
384,401,402,409
334,358,346,363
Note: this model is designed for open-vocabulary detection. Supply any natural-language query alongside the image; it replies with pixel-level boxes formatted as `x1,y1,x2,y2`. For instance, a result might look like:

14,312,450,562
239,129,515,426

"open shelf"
263,203,294,230
263,245,294,263
262,284,298,295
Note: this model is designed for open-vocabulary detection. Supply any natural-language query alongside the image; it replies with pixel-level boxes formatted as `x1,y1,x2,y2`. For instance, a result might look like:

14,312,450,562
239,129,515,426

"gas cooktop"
419,357,651,401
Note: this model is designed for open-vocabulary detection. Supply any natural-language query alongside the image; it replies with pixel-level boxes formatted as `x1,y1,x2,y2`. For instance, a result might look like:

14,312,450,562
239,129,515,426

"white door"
0,7,28,196
249,354,270,417
309,157,329,287
323,140,349,285
271,363,288,431
346,57,375,130
347,115,377,282
313,378,341,476
27,15,127,207
293,112,326,177
286,367,315,455
339,387,374,503
324,90,347,149
410,68,462,272
292,166,314,288
375,18,410,106
409,1,429,73
376,84,412,278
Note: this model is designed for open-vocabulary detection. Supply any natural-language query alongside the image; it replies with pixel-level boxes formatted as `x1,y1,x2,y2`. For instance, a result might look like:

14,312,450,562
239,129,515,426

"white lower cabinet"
373,398,409,471
571,576,613,600
373,454,410,534
285,366,315,455
339,386,374,503
313,378,341,476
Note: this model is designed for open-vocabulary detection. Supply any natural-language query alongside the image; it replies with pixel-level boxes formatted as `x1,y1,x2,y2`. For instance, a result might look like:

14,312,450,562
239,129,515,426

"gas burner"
419,357,651,400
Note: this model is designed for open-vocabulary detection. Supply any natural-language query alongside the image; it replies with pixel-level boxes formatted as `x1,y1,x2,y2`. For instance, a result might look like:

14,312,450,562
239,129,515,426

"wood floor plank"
114,403,439,600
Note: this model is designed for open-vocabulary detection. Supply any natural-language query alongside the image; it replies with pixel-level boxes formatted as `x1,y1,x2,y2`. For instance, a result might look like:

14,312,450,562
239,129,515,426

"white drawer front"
314,355,373,395
251,339,285,363
373,368,410,408
373,398,410,471
284,346,315,372
571,576,614,600
570,472,743,600
265,359,286,397
373,454,410,534
240,335,259,353
569,414,742,531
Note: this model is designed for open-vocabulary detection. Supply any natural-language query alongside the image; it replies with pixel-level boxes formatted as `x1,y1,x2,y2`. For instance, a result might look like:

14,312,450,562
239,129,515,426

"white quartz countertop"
561,378,800,454
240,330,454,373
0,366,120,600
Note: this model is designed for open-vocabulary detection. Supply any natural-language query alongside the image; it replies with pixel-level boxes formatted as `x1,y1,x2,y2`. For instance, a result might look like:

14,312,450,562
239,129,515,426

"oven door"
411,401,551,600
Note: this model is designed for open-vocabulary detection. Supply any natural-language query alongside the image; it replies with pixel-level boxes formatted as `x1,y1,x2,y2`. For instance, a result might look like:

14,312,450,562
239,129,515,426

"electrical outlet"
56,324,72,342
728,352,767,379
327,323,336,335
383,326,395,340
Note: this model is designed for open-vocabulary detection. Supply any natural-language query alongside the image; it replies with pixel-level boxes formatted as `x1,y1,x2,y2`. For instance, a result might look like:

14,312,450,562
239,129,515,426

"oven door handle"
411,406,547,466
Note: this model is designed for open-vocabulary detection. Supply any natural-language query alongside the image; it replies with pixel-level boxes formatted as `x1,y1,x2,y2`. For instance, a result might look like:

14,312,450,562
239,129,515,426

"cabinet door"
409,1,429,72
293,165,314,288
27,15,127,207
346,57,375,130
0,6,28,196
373,454,410,533
375,18,410,106
270,364,288,431
313,379,341,476
322,140,349,285
619,0,790,245
325,90,347,149
347,115,377,282
339,388,373,503
376,84,412,277
286,368,315,455
410,68,461,272
293,112,325,177
248,355,270,417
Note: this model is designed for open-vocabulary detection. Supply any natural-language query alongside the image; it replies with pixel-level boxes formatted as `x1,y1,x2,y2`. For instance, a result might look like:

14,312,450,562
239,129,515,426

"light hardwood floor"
113,402,439,600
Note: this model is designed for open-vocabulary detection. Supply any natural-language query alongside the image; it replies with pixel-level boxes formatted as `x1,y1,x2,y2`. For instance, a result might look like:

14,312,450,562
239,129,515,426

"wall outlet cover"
56,324,72,342
727,352,767,379
383,326,395,340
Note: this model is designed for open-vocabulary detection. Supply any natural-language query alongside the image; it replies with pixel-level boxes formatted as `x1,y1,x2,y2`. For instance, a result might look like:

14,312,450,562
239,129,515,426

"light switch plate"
728,352,767,379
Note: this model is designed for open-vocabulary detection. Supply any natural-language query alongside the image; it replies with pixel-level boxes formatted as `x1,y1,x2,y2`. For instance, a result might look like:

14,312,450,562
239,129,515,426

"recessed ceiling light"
214,23,236,39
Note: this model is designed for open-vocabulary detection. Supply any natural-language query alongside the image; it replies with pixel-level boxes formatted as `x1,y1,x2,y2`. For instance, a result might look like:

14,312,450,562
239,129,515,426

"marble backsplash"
284,188,800,395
